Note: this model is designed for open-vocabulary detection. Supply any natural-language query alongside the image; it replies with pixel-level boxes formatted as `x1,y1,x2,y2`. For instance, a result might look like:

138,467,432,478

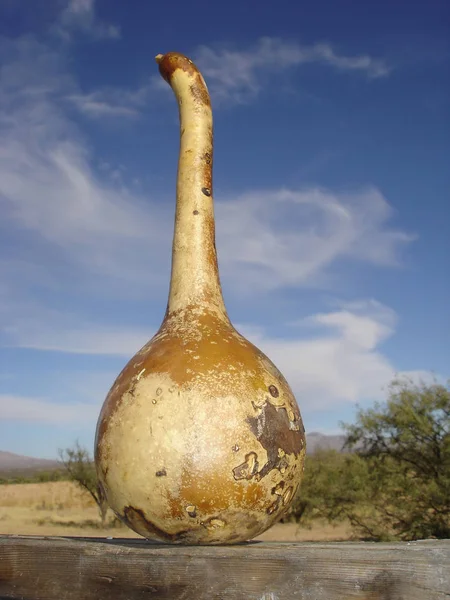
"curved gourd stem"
156,53,227,320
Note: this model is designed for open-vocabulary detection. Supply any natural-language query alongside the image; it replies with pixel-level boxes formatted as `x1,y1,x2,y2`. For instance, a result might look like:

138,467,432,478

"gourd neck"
156,53,227,320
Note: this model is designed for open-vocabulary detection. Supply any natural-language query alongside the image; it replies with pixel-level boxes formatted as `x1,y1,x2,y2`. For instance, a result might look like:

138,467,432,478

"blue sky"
0,0,448,458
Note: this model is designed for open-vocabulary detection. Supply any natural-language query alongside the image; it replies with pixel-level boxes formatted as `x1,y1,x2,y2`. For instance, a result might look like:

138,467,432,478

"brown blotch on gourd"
247,402,305,480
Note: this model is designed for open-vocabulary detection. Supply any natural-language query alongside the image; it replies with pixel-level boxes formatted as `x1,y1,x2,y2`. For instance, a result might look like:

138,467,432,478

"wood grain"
0,535,449,599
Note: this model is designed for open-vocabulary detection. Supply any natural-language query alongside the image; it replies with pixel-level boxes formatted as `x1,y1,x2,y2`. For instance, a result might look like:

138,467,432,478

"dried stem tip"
154,52,202,85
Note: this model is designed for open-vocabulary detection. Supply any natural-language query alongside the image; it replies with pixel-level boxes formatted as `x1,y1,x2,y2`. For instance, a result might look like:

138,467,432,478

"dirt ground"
0,480,353,541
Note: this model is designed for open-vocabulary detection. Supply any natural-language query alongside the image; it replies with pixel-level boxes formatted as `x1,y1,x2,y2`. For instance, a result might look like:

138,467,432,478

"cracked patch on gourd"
204,517,226,530
232,452,259,481
244,401,305,481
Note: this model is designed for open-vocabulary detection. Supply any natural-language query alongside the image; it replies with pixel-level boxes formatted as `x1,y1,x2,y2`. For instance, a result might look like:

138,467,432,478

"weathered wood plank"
0,535,448,600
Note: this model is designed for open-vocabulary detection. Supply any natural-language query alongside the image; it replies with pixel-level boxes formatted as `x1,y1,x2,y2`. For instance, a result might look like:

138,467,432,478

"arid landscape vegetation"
1,378,449,542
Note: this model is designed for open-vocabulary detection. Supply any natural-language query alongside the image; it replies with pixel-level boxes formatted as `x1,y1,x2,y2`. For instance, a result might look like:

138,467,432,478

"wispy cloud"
55,0,120,41
193,37,391,105
2,308,148,356
67,93,138,117
217,187,415,291
0,37,168,295
65,81,152,118
0,38,412,306
51,36,390,116
0,394,98,424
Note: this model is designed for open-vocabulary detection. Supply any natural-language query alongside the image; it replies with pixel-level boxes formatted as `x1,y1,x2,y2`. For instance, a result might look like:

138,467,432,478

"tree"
283,449,386,539
285,377,450,541
58,441,109,526
343,377,450,540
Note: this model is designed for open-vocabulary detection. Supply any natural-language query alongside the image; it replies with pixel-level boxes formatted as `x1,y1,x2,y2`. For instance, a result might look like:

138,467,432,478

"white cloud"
299,299,397,349
67,93,139,117
50,36,388,116
3,313,148,356
216,188,415,291
65,82,152,118
56,0,120,41
2,299,434,421
0,394,98,424
193,37,391,105
0,38,169,294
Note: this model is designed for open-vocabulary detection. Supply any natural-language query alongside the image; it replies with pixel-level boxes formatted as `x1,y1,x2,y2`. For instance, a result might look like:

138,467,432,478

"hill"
0,451,60,475
305,432,347,453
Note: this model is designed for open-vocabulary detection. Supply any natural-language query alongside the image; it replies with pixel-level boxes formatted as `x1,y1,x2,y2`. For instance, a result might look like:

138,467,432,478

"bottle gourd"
95,52,306,544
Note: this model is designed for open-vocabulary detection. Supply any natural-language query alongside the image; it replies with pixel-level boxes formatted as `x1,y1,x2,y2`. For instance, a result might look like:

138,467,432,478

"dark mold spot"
193,210,199,215
121,506,191,543
247,402,305,480
360,570,402,597
201,187,211,197
155,468,167,477
204,152,212,164
268,385,279,398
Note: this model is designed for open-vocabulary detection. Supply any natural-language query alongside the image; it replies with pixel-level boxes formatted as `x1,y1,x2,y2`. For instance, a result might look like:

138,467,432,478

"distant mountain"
0,451,59,474
305,432,347,454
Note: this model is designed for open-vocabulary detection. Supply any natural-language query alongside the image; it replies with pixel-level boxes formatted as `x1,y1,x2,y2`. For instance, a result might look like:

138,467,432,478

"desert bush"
58,442,108,525
285,378,450,541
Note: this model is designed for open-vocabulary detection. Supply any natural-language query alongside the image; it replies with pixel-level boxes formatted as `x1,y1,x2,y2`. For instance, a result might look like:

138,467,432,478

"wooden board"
0,535,449,599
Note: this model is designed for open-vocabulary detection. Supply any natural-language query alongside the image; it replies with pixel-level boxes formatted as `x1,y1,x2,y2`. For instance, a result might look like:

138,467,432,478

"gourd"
94,52,306,544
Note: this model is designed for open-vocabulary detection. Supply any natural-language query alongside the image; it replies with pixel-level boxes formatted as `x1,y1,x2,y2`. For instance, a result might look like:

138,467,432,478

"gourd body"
94,52,306,544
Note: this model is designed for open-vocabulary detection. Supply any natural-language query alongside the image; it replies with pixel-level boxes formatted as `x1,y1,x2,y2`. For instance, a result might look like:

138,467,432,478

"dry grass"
0,481,92,509
0,481,353,542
